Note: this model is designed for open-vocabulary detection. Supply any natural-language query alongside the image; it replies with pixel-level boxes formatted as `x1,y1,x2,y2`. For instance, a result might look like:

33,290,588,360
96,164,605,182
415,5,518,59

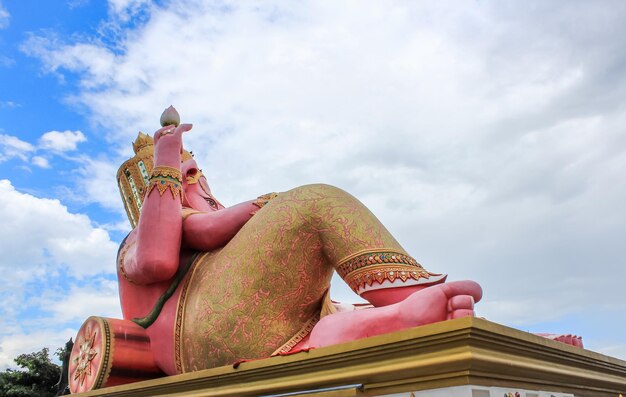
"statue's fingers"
154,125,176,145
179,123,193,132
173,123,193,138
447,295,474,312
447,309,475,320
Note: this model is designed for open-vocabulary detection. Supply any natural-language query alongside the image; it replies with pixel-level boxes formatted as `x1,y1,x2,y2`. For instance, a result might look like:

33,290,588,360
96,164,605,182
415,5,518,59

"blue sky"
2,0,626,369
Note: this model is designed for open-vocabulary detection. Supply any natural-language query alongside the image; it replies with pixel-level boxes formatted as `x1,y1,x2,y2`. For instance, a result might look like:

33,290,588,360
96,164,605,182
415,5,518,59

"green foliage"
0,347,63,397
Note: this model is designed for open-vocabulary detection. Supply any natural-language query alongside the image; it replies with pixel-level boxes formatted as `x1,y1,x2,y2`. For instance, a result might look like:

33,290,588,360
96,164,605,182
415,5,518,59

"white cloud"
31,155,50,168
31,278,121,325
0,134,34,162
67,0,91,9
21,35,117,87
38,129,86,152
76,155,126,212
0,180,121,368
0,130,86,168
0,1,9,29
0,100,19,108
0,55,14,67
0,329,75,370
0,179,117,279
108,0,151,17
21,1,626,360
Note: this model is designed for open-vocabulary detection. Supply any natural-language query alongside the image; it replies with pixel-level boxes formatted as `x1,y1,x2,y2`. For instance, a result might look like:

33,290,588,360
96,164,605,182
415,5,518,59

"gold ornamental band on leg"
335,249,432,293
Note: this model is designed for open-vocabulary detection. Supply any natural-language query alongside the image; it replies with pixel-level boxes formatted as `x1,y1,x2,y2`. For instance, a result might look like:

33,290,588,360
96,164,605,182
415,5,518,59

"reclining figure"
68,108,482,392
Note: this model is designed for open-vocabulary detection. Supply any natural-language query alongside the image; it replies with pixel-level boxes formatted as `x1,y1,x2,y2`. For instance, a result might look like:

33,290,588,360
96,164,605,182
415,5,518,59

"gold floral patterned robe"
174,184,437,372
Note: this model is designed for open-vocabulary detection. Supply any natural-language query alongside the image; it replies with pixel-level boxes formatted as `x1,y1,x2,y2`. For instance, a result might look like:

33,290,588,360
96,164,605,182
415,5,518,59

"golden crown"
117,132,193,228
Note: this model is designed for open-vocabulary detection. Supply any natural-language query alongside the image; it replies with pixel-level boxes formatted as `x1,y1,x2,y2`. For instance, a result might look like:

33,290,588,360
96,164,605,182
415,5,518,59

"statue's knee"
293,183,350,198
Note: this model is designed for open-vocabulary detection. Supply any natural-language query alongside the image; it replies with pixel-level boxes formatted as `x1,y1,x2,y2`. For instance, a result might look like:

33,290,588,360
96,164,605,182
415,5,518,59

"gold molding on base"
71,317,626,397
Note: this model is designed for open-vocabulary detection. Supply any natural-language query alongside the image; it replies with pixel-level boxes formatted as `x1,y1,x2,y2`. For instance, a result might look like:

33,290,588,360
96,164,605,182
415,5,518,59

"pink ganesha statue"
68,107,484,392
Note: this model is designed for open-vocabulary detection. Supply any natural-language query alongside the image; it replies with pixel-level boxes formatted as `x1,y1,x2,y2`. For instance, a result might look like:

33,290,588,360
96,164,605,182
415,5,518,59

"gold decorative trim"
174,252,211,374
251,192,279,214
117,176,138,227
151,165,182,181
93,317,114,389
335,249,418,276
149,165,183,202
117,132,195,229
271,314,320,356
270,289,336,357
117,240,137,284
347,264,433,291
319,289,338,318
336,249,431,293
181,207,205,221
185,169,204,185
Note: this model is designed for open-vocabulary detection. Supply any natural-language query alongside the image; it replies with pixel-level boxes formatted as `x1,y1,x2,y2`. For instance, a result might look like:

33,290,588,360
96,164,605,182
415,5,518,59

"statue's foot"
536,333,584,348
397,280,482,328
308,280,482,348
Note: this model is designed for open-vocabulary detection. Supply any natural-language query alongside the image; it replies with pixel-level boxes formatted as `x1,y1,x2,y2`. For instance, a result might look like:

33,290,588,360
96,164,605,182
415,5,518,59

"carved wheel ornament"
69,317,112,394
72,325,98,385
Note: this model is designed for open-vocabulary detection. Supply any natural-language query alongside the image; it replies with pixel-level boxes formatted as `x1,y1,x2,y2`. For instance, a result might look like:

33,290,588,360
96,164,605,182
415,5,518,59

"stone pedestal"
72,317,626,396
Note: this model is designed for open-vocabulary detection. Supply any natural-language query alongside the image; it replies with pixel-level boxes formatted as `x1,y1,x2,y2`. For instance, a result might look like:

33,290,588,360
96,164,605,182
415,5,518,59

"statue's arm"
122,124,192,284
182,200,258,251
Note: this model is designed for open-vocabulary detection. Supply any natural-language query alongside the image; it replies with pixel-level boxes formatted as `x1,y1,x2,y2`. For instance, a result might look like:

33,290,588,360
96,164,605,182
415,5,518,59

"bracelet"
151,165,182,181
147,166,183,201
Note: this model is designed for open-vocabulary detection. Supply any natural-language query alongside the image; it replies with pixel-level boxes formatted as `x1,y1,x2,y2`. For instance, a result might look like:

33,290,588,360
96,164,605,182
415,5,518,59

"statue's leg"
291,184,447,306
268,185,481,349
177,184,446,371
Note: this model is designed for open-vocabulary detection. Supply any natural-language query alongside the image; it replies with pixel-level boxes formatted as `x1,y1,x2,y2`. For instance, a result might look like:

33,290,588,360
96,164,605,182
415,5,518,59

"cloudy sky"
1,0,626,369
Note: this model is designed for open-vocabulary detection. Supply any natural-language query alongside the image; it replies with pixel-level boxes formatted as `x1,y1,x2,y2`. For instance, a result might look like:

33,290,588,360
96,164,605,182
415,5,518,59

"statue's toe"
441,280,483,303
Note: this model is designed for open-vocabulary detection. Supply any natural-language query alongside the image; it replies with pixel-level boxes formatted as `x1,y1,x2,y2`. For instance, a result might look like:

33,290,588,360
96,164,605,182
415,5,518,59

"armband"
147,165,183,201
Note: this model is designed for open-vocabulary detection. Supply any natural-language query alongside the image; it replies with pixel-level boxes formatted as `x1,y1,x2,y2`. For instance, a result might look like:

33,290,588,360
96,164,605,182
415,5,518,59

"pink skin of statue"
118,123,482,374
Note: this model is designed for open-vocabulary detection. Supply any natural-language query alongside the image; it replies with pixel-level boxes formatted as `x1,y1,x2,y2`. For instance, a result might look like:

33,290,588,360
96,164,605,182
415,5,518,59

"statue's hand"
153,123,192,167
153,123,192,147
